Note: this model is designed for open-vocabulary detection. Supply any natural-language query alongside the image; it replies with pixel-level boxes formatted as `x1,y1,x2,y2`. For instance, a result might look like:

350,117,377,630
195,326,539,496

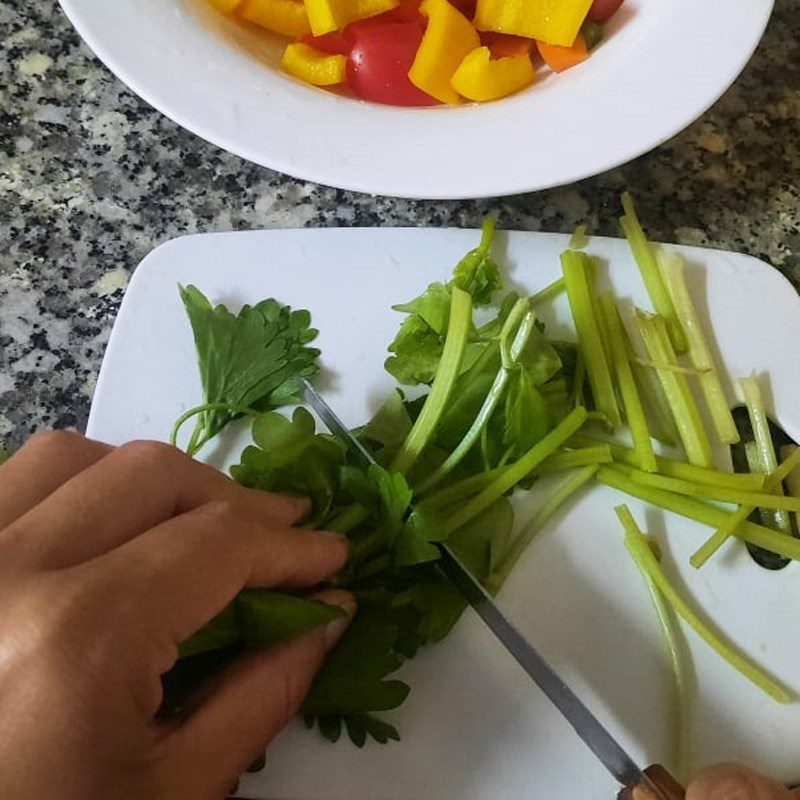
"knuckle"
195,498,245,529
119,439,183,469
24,428,84,456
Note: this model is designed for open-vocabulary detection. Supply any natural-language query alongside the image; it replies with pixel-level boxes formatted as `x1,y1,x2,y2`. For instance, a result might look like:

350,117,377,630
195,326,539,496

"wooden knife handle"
617,764,685,800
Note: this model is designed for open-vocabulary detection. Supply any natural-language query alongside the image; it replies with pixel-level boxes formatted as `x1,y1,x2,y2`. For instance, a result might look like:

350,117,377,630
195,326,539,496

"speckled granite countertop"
1,1,799,449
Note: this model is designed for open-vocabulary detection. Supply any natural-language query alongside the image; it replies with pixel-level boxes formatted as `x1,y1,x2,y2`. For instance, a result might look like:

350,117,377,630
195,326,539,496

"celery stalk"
572,352,586,409
537,446,613,472
485,465,598,595
631,470,800,512
391,287,472,475
561,251,621,427
597,465,800,562
598,294,657,472
620,193,687,353
443,407,588,535
690,445,800,568
616,506,692,778
783,445,800,498
530,277,566,307
659,252,739,445
632,357,711,376
616,506,791,704
636,311,714,468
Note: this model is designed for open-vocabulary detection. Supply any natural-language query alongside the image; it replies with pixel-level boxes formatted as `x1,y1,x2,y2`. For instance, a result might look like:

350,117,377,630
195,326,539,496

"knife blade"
300,378,680,799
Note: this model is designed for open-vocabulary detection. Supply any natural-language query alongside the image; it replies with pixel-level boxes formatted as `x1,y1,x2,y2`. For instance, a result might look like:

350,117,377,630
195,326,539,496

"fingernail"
325,599,356,649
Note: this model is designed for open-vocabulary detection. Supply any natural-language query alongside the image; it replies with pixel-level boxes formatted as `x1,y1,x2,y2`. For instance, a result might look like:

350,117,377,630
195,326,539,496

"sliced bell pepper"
451,45,535,101
479,31,534,57
536,32,588,72
303,0,400,36
474,0,592,47
281,42,347,84
301,30,351,53
408,0,480,104
239,0,311,37
207,0,245,13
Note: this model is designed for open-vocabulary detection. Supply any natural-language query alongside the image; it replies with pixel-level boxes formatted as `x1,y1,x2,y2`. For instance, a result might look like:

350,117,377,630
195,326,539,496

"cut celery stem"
783,445,800,498
537,446,613,472
620,192,687,353
616,505,791,704
326,503,369,535
390,287,472,475
485,465,598,595
690,445,800,568
561,250,621,427
597,465,800,562
530,277,566,307
636,311,714,468
632,357,711,376
417,469,503,514
659,252,739,445
631,471,800,512
572,352,586,410
442,407,588,536
598,294,657,473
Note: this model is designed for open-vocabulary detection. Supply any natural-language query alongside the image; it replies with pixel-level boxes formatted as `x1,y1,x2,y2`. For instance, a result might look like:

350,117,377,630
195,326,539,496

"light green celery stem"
598,294,657,473
783,445,800,498
623,323,679,446
573,434,766,491
443,407,588,536
690,446,800,569
636,311,714,468
597,465,800,562
561,251,621,427
486,465,598,595
659,252,739,445
530,277,566,307
568,224,589,250
390,287,473,475
417,468,503,513
620,193,687,353
326,504,369,535
500,297,530,368
415,306,536,494
588,262,614,369
615,507,691,777
631,470,800,512
618,508,791,703
537,446,612,472
632,357,710,376
572,352,586,409
170,401,261,454
540,379,568,397
741,375,792,533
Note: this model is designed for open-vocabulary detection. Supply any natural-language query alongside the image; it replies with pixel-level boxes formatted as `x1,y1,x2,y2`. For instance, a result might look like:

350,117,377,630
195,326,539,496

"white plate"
88,228,800,798
58,0,773,199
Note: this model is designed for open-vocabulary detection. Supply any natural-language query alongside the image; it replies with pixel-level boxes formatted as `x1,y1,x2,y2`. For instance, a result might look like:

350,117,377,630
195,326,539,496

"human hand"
0,431,353,800
687,764,800,799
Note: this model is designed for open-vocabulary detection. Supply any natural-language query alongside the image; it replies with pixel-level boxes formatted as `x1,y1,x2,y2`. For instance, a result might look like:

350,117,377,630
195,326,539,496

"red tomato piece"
301,31,350,55
347,22,439,106
587,0,624,23
479,31,534,57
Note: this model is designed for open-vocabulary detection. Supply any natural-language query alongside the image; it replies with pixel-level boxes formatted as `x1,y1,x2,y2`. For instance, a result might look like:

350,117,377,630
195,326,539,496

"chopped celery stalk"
540,378,568,397
597,465,800,563
537,446,612,473
443,407,588,536
390,287,473,475
416,305,536,494
530,277,566,307
782,445,800,498
631,470,800,512
616,506,692,779
561,250,621,427
417,468,503,512
572,434,766,491
598,294,657,473
690,445,800,568
572,352,585,409
632,357,711,376
485,465,599,595
659,252,739,445
616,505,792,704
326,503,369,535
741,375,792,534
568,224,589,250
620,193,687,353
636,311,714,468
623,323,679,446
588,261,614,369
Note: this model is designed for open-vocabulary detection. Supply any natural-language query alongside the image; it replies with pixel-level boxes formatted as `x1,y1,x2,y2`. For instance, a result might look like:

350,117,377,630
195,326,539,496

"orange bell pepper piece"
408,0,480,104
239,0,311,36
303,0,400,36
474,0,592,46
207,0,245,13
281,42,347,84
536,32,588,72
451,45,534,101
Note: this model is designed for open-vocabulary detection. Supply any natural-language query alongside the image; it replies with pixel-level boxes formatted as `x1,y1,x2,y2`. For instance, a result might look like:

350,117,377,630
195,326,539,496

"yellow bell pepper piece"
451,46,534,101
207,0,244,13
408,0,480,105
303,0,399,36
281,42,347,85
239,0,311,37
474,0,592,46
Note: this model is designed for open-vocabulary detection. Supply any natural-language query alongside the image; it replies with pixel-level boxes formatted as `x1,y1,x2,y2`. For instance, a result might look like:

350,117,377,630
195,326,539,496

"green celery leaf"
385,315,444,386
449,497,514,581
451,220,502,305
393,282,451,335
358,390,413,449
517,327,563,386
393,572,466,643
178,604,240,659
503,370,551,458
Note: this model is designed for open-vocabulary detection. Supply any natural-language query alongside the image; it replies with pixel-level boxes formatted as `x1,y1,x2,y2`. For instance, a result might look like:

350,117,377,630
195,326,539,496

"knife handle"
617,764,685,800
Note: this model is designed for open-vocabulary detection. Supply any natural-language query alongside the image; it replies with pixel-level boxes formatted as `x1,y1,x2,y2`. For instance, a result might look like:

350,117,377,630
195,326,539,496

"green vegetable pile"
165,198,799,755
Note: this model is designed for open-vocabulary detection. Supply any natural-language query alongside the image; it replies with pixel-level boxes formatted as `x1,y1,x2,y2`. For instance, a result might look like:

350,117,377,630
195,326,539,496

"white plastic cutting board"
88,229,800,799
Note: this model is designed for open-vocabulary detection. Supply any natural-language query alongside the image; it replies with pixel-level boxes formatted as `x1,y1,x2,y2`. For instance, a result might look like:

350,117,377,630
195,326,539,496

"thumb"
162,589,355,800
687,764,799,800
